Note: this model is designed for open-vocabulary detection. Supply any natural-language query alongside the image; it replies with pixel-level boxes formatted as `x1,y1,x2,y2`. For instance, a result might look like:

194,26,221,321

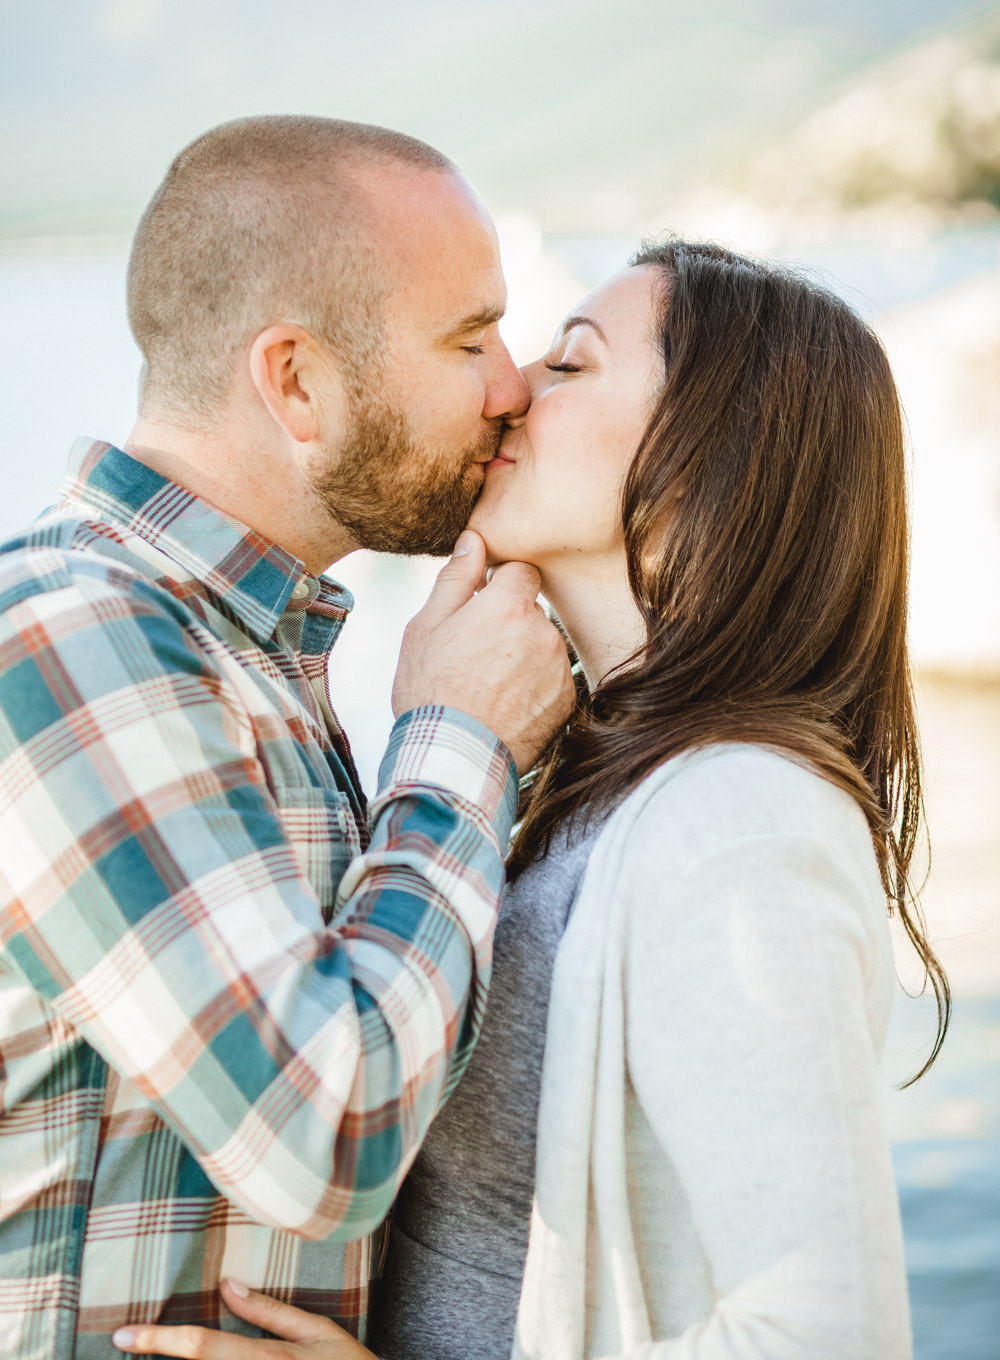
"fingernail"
226,1278,250,1298
452,532,473,558
112,1330,136,1349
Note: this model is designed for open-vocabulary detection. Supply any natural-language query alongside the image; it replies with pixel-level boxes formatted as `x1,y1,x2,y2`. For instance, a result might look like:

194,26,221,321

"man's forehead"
355,163,505,326
356,162,492,248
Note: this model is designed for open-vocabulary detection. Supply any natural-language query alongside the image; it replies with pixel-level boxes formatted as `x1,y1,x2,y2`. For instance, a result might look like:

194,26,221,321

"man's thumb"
421,531,487,621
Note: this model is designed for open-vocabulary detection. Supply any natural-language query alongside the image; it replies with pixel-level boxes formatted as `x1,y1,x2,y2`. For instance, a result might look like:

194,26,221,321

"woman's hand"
112,1279,378,1359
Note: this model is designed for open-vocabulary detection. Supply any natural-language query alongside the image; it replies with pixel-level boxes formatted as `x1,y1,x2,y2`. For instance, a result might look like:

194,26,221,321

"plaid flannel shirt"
0,440,517,1359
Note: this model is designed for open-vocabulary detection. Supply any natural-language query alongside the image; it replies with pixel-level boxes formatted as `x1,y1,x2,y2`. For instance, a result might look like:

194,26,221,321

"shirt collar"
60,439,353,646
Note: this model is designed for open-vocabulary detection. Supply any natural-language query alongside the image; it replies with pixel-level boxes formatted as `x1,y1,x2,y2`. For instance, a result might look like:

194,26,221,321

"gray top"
370,820,599,1360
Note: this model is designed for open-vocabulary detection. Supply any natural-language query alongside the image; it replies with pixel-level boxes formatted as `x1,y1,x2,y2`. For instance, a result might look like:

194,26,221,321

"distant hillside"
746,11,1000,219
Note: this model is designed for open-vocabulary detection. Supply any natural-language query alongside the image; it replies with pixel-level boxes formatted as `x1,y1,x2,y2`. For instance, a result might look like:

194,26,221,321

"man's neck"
125,418,356,576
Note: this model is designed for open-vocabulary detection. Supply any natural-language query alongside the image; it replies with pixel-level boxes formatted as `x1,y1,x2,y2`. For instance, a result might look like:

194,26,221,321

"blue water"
890,995,1000,1357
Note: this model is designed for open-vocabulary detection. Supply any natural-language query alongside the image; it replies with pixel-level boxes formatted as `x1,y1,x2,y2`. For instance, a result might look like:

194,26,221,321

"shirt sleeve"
614,820,911,1359
0,560,517,1241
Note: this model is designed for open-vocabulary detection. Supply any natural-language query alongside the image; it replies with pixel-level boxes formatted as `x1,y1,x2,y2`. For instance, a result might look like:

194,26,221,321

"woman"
116,241,947,1359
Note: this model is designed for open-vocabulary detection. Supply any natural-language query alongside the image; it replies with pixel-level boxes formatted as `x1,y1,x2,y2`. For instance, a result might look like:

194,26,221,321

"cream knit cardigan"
513,744,912,1360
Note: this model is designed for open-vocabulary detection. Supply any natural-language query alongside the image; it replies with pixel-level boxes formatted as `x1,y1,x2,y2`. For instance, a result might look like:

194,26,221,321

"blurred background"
2,2,999,1354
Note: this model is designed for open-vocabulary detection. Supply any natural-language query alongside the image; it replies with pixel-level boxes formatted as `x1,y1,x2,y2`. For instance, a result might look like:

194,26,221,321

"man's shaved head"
127,114,454,423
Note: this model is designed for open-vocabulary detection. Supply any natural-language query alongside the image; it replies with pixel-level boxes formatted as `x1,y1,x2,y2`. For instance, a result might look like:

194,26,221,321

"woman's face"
468,265,664,570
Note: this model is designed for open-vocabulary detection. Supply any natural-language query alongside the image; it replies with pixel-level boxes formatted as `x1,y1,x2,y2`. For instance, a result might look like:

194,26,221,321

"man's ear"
248,325,347,444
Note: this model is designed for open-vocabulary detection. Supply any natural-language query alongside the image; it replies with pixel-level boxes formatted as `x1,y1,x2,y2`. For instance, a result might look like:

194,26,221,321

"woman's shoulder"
600,741,880,887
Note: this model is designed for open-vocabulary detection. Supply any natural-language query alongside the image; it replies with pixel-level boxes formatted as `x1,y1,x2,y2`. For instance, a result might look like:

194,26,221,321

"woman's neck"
539,554,646,691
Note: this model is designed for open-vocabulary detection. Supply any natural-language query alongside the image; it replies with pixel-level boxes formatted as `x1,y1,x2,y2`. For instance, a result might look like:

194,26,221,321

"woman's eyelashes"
544,361,582,373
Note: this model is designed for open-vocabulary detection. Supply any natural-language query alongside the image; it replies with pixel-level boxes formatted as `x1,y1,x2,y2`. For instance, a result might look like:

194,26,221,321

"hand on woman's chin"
466,498,540,572
465,520,516,572
464,507,500,566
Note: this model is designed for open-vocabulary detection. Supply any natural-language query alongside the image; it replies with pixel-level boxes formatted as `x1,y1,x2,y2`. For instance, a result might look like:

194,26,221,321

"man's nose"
519,356,549,401
483,340,530,421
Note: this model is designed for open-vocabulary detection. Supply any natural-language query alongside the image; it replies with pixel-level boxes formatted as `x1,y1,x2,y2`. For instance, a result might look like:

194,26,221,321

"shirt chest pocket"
270,785,364,925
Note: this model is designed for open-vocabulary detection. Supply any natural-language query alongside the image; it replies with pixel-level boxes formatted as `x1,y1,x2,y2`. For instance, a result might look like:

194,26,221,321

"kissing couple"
0,116,945,1360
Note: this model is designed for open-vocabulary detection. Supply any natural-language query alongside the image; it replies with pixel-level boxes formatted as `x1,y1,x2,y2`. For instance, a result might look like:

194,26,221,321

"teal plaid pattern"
0,440,517,1359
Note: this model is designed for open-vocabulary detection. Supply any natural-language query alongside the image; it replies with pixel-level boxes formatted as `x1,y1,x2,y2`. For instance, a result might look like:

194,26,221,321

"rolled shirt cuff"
375,705,519,853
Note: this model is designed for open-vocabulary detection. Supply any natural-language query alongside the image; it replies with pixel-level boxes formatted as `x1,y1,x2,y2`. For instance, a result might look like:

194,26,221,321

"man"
0,116,573,1358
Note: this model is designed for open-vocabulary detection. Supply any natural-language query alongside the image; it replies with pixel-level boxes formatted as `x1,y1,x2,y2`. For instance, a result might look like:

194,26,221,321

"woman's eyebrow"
562,315,608,343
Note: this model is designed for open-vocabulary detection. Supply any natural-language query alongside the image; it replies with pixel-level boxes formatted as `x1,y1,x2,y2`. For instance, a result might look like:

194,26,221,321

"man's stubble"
309,378,503,557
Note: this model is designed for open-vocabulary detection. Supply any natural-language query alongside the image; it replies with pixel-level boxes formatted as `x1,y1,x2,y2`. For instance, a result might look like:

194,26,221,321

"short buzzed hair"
127,115,454,424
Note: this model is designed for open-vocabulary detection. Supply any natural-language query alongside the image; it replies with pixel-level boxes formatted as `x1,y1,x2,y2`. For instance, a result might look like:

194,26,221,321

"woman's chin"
466,519,524,568
465,507,503,561
473,531,508,568
467,497,547,568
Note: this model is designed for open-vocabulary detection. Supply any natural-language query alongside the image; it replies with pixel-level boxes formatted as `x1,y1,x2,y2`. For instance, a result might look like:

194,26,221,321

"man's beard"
309,388,502,556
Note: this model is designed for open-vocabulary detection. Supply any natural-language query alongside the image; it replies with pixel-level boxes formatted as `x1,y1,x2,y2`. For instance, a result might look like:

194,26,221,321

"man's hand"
112,1279,374,1358
392,530,575,774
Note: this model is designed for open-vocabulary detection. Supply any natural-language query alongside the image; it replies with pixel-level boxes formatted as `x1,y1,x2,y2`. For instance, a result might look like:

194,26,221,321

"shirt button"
291,580,310,600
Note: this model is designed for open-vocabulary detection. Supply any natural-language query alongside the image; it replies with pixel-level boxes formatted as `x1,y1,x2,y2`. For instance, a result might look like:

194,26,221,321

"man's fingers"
111,1284,364,1358
419,531,487,622
482,559,543,602
221,1279,337,1344
112,1321,266,1357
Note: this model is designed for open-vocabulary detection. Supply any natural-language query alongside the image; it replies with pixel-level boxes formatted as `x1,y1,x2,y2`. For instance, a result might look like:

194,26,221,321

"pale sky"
2,0,995,235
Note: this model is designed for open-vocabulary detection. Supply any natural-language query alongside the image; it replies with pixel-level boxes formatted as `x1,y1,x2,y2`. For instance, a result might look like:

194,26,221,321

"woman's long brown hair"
510,239,949,1083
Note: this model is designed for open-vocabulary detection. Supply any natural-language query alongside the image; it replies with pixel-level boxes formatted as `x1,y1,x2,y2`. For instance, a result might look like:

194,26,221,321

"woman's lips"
486,454,516,470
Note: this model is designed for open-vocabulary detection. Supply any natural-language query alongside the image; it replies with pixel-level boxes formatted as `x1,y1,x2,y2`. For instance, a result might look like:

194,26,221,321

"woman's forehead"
559,265,662,350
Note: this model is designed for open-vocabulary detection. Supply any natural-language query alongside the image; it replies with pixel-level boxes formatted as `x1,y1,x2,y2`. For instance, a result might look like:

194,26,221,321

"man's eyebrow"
440,305,506,341
562,315,608,343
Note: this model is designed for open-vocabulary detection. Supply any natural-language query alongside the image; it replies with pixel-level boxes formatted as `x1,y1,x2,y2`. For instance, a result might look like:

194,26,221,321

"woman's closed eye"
544,361,581,373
